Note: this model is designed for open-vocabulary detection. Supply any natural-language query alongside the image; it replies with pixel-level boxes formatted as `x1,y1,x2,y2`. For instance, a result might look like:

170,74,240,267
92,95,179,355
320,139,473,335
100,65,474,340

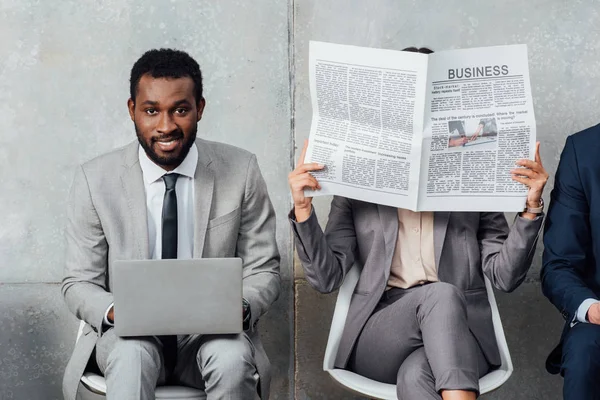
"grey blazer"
291,197,542,369
62,139,281,400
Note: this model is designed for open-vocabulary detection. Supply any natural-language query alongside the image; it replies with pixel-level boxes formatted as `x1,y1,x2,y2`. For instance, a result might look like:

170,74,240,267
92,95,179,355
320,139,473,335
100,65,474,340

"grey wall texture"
0,1,292,399
1,0,599,399
292,1,600,399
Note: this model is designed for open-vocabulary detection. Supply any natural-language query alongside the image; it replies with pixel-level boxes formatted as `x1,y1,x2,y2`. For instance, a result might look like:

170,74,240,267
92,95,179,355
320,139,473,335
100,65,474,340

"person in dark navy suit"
542,123,600,399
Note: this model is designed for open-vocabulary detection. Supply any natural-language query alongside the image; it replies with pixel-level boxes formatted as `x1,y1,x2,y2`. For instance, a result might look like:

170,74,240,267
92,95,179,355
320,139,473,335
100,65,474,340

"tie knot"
163,173,179,190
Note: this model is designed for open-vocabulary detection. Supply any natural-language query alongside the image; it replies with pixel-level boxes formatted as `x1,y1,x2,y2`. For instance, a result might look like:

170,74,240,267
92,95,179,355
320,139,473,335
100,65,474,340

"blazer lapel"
377,204,398,273
434,211,451,270
193,141,215,258
120,142,149,259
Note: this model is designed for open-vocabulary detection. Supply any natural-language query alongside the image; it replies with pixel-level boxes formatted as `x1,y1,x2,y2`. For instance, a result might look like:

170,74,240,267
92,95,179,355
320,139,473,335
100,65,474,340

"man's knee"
107,336,162,369
562,324,600,378
198,334,256,380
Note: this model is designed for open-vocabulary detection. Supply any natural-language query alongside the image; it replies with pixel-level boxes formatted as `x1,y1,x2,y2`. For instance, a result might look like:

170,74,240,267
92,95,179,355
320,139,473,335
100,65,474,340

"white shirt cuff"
103,303,114,326
576,298,599,323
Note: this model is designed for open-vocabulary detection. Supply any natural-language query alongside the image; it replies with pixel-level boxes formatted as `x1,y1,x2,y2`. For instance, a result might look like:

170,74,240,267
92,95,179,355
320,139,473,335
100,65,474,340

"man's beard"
135,123,197,168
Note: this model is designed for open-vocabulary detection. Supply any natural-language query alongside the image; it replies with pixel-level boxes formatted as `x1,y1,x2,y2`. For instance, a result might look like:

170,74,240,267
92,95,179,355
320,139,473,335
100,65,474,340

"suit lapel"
193,141,215,258
120,142,149,259
377,204,398,269
434,211,450,270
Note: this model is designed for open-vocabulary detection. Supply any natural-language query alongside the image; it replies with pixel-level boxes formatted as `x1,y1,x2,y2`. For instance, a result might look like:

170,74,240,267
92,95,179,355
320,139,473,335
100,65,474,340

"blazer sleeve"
542,135,597,322
61,165,114,335
289,196,357,294
478,210,543,293
238,155,281,330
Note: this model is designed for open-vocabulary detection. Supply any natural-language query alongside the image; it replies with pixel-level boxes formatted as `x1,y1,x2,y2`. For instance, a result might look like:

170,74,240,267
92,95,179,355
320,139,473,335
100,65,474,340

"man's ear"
127,98,135,121
197,98,206,122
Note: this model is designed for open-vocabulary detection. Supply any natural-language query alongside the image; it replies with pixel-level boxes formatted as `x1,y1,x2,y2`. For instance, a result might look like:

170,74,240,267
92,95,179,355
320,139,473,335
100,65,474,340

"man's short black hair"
402,47,434,54
130,48,203,104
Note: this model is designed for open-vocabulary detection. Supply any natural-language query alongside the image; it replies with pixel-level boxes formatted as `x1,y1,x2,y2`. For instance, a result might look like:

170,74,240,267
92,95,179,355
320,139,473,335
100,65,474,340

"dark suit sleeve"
290,196,357,294
542,135,597,322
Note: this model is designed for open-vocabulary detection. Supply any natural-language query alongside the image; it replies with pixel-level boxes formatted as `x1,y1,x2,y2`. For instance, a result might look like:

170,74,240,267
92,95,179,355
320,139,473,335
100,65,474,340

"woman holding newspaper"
288,139,548,400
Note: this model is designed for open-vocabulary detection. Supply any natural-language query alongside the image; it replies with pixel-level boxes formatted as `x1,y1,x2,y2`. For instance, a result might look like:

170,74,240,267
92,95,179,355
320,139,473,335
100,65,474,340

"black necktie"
160,173,179,378
162,173,179,259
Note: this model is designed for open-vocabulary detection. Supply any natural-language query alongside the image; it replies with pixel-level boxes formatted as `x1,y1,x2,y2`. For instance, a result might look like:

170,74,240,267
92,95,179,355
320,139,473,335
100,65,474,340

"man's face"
128,74,205,171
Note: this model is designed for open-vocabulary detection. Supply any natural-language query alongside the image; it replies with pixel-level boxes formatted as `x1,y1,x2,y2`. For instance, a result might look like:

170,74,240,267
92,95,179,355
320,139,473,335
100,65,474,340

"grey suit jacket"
291,197,543,369
62,139,281,400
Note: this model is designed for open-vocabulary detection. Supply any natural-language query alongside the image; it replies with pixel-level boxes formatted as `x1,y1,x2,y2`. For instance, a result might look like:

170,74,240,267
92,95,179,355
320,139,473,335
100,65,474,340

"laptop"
112,258,243,337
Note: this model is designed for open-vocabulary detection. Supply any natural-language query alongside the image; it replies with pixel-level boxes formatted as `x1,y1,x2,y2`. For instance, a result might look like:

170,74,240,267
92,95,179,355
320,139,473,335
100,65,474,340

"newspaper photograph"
304,41,535,212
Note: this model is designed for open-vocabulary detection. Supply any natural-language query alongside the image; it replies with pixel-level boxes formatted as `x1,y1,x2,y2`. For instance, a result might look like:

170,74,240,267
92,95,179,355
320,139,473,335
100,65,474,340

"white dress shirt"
139,144,197,260
104,143,198,325
575,298,600,325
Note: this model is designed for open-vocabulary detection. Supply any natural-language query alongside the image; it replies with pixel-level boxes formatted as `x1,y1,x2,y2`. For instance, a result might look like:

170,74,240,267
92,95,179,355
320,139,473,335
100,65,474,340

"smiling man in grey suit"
61,49,280,400
288,132,548,399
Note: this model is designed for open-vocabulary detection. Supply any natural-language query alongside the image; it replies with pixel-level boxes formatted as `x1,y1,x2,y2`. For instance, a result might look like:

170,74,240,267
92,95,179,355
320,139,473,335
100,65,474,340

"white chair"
323,264,514,399
76,321,206,399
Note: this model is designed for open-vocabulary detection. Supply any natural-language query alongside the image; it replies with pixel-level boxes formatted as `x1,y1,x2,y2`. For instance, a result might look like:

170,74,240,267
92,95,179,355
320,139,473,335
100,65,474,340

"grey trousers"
95,329,259,400
349,282,490,400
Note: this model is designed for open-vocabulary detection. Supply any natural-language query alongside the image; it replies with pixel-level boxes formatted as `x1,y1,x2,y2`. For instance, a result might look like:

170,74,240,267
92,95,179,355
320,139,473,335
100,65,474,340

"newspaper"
304,41,536,212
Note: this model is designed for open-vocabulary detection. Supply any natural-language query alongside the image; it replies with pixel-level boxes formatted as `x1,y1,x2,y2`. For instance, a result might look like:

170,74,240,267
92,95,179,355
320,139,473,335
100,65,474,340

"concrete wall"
0,1,292,399
292,1,600,399
1,0,599,399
